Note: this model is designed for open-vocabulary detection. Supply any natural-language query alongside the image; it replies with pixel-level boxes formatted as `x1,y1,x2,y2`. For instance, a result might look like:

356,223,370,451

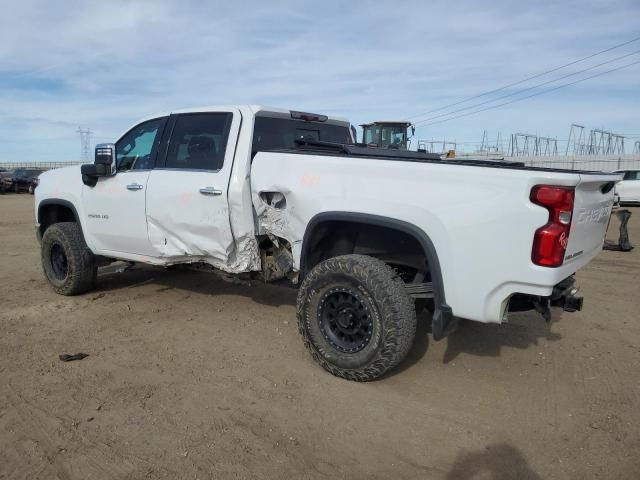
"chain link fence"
0,161,82,171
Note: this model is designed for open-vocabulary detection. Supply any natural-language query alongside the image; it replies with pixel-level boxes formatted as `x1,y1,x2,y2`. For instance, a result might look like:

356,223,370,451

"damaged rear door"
145,110,240,263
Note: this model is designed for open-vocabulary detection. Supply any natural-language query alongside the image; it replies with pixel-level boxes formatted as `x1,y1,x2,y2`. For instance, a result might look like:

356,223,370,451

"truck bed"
250,149,621,323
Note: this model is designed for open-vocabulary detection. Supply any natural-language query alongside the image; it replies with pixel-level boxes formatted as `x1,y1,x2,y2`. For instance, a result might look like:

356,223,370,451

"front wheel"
41,222,97,295
297,254,417,381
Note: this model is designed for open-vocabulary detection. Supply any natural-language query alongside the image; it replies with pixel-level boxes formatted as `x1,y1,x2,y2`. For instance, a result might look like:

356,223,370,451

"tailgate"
564,173,621,266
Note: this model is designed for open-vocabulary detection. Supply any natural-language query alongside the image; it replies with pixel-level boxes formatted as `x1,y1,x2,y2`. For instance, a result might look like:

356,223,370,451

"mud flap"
431,305,458,341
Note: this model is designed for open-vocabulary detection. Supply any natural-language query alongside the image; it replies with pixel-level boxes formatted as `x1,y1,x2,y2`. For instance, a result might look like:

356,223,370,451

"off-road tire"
41,222,97,295
297,254,417,381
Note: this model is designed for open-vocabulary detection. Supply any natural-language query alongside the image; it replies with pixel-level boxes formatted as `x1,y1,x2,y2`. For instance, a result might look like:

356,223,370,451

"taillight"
530,185,575,267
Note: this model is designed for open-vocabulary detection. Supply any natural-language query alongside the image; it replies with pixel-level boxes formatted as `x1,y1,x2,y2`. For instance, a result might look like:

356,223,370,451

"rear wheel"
297,254,417,381
41,222,97,295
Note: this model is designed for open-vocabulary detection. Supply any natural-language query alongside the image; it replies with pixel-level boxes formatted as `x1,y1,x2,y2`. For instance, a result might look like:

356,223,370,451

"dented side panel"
249,151,616,324
146,169,235,260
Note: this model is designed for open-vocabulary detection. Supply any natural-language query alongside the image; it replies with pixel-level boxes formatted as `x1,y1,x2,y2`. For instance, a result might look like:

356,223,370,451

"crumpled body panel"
145,168,260,274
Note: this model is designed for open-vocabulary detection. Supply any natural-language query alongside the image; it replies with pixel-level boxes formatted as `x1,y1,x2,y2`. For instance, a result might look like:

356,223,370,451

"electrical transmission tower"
586,129,625,155
502,124,629,158
480,130,488,152
495,132,503,153
509,133,538,156
479,131,504,154
566,124,585,155
509,133,558,156
535,137,558,156
77,127,92,162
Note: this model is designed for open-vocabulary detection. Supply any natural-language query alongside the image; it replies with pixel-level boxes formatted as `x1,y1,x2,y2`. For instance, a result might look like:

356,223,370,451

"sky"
0,0,639,161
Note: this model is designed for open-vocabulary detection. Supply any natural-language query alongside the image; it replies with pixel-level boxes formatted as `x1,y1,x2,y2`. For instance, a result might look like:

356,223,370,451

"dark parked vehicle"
10,168,44,193
0,168,14,193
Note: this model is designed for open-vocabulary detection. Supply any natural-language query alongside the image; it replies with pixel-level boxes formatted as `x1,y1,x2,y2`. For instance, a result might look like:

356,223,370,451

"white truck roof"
117,105,350,141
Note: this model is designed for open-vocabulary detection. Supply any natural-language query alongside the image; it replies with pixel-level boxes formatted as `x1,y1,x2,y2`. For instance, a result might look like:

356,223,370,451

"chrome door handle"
199,186,222,196
127,183,143,191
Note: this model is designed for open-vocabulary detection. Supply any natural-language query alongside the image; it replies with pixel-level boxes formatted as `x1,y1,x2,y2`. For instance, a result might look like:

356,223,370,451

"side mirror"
95,143,116,176
81,143,116,187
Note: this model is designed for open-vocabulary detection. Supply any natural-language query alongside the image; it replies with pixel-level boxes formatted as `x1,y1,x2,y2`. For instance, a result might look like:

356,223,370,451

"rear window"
252,117,351,156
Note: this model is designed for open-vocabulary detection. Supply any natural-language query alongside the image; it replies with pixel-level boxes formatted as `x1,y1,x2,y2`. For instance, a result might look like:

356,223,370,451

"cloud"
0,0,639,160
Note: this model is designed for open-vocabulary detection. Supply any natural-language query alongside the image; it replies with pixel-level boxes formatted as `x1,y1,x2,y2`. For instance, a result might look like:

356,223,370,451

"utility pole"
77,127,92,162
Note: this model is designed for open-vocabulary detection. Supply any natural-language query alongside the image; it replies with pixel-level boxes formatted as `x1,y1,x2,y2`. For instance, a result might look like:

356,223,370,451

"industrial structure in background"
508,133,558,157
564,124,625,155
415,122,640,171
76,127,92,163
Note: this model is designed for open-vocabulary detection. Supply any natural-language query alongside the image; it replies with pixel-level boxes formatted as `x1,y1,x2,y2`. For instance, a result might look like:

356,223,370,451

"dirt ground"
1,194,638,480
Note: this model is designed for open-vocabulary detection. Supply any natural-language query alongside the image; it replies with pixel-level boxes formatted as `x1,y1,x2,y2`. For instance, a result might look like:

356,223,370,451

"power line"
413,49,640,125
408,34,640,120
413,59,640,128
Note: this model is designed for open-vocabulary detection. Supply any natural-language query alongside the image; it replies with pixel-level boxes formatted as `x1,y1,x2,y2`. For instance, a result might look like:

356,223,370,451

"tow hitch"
508,276,583,323
550,276,583,313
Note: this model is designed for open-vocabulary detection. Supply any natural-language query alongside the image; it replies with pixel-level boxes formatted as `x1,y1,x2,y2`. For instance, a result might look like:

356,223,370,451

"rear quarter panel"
251,153,614,323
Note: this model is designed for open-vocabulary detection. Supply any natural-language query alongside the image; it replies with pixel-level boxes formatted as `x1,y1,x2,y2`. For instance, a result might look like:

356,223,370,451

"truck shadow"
95,264,298,307
446,442,542,479
442,315,562,364
93,265,561,367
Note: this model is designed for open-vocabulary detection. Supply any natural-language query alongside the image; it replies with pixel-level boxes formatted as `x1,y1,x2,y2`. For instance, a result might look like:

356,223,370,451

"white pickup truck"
35,105,620,381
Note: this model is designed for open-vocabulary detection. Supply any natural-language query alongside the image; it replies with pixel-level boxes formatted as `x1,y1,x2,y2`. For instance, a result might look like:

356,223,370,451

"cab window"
116,118,166,171
364,126,380,144
623,171,640,180
164,113,232,171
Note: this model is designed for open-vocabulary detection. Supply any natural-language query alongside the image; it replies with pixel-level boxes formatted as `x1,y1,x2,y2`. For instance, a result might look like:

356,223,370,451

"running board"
404,282,434,298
